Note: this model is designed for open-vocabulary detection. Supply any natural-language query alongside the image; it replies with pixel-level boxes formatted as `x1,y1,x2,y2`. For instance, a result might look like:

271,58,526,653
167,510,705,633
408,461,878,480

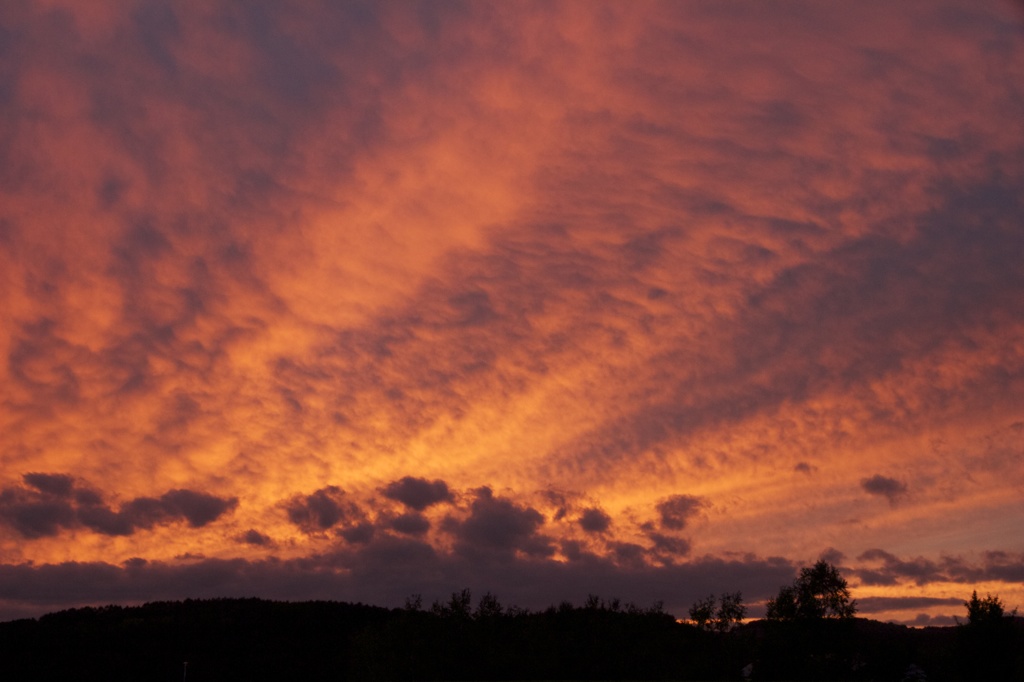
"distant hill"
1,597,1021,681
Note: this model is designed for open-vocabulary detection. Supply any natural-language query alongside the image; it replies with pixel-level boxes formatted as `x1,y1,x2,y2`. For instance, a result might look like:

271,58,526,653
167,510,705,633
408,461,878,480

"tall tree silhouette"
766,560,856,621
958,590,1018,679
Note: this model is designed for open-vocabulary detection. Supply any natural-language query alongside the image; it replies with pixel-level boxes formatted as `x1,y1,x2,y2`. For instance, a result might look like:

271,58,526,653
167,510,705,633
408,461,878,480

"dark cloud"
339,523,375,545
647,533,692,561
388,512,430,536
237,529,272,546
0,482,76,540
656,495,706,531
0,495,76,539
980,551,1024,583
816,548,844,566
286,486,359,532
939,552,1024,584
857,596,962,626
610,542,648,569
857,595,963,613
73,488,104,507
119,497,172,530
342,536,441,592
77,505,135,537
852,549,1024,587
119,490,239,531
0,476,237,539
903,613,957,627
541,490,571,522
560,540,585,562
22,473,74,498
381,477,453,511
794,462,816,474
453,487,552,557
160,489,239,527
860,475,908,503
856,549,942,585
0,544,799,623
578,507,611,534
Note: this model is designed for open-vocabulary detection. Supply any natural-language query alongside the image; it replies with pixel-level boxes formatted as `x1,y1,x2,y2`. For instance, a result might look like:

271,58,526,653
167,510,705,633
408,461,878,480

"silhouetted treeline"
1,594,1022,681
354,593,693,681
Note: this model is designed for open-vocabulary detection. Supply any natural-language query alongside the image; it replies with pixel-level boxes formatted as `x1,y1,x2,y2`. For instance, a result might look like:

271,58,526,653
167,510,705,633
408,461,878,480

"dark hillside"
0,598,392,681
1,597,1021,681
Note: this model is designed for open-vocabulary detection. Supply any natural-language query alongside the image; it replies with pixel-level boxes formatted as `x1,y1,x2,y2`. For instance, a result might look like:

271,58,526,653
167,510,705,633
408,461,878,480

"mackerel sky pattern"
0,0,1022,624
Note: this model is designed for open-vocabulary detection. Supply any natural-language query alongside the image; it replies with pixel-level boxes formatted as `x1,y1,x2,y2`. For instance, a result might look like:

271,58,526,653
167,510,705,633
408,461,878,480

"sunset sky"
1,0,1022,625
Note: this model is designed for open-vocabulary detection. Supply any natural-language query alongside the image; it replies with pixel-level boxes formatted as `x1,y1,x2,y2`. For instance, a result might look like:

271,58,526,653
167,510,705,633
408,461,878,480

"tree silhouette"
958,590,1018,679
689,592,746,632
766,560,856,621
962,590,1011,626
688,594,715,630
431,588,473,618
715,591,746,632
475,591,504,619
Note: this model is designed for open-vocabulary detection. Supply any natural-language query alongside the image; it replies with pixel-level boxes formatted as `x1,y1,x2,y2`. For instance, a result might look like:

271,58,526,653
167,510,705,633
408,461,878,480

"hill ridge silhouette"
3,595,1021,681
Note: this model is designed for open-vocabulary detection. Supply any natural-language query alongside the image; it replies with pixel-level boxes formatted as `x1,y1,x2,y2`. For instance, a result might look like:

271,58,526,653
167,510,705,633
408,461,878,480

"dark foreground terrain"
1,596,1021,681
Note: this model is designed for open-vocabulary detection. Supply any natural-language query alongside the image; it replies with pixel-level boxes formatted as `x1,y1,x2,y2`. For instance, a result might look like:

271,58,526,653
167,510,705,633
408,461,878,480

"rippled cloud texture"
1,1,1022,625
